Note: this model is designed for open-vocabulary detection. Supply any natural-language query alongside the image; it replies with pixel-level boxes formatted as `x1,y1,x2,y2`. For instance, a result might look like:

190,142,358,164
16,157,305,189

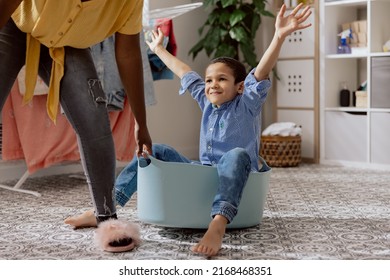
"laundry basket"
260,135,301,167
137,155,271,229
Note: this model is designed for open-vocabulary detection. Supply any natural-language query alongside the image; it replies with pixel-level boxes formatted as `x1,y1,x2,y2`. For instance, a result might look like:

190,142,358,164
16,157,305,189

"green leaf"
253,0,265,12
236,26,253,45
203,27,222,55
215,43,237,58
221,0,236,8
188,38,207,59
219,29,229,38
240,42,257,68
228,26,248,42
250,14,261,37
203,0,214,7
198,25,205,36
208,10,221,25
229,10,246,27
219,10,231,24
260,10,275,18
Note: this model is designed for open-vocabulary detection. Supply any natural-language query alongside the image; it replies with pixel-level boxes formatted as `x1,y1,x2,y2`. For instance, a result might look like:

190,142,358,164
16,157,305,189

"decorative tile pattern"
0,164,389,260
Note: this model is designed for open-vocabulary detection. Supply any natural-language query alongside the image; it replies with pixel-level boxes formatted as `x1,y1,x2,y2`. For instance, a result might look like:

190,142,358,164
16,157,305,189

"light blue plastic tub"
137,156,271,229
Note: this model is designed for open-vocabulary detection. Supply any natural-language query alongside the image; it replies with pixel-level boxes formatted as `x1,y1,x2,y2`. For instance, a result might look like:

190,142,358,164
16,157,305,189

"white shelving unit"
320,0,390,168
276,4,319,163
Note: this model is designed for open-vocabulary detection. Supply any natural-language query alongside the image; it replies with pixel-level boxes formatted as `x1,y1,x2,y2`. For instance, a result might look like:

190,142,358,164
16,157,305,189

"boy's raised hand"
146,27,165,53
276,3,312,40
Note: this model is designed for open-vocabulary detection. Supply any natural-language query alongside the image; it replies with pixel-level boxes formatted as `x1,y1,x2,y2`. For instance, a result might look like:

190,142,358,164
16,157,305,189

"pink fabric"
2,82,136,174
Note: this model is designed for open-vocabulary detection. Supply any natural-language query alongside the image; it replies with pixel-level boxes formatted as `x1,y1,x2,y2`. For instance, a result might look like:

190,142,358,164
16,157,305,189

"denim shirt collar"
211,99,234,110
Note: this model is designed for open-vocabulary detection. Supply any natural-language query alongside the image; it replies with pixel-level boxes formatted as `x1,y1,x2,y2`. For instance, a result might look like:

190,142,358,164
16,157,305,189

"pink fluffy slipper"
94,219,141,252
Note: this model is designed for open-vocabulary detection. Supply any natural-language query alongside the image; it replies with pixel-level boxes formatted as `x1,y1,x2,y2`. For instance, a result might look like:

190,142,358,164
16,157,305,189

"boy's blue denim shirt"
179,69,271,171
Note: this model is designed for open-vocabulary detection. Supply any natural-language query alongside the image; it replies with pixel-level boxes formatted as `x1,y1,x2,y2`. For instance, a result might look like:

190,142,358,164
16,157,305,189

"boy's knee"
229,147,250,161
151,143,165,157
152,143,174,158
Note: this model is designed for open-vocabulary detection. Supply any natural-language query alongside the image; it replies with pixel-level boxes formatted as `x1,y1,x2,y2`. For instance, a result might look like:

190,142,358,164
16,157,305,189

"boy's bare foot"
64,209,97,229
191,215,228,256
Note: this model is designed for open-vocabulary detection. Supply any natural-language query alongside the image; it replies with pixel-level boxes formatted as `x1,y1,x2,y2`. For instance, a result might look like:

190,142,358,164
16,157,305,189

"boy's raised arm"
146,28,191,79
254,3,312,81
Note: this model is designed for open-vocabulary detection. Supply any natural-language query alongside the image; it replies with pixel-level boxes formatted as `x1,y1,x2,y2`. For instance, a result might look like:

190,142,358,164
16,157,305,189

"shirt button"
209,128,213,131
67,18,73,23
77,4,82,8
50,40,53,44
207,145,211,150
58,32,64,36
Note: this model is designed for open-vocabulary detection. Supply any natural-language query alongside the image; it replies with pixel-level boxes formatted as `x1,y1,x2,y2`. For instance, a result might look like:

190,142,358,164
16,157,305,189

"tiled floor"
1,163,390,260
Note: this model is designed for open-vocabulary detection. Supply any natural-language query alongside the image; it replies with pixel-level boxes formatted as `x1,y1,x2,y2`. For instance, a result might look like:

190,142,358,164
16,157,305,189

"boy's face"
204,62,244,107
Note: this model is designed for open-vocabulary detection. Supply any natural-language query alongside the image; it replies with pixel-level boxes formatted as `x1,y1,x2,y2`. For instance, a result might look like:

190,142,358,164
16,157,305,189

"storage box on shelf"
342,19,367,54
355,90,367,108
320,0,390,167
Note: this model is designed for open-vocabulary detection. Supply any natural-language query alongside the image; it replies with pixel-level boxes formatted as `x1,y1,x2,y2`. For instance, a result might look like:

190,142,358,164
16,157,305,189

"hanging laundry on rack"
146,18,177,81
16,31,156,111
2,81,137,174
146,2,203,24
142,2,203,81
90,32,156,110
90,36,125,111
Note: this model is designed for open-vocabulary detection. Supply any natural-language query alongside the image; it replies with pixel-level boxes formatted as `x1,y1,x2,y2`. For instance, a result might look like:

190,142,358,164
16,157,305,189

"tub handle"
138,156,151,168
258,156,271,172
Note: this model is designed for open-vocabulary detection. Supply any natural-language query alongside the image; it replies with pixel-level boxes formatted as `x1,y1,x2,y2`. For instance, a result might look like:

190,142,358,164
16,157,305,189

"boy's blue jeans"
0,19,116,222
115,143,252,223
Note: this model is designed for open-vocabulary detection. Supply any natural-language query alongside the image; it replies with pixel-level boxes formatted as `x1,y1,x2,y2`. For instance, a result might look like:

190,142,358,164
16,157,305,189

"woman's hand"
145,28,165,54
275,3,312,40
135,123,152,158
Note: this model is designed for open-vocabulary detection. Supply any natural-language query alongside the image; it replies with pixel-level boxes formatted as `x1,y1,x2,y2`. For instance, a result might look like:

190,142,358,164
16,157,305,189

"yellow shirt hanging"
11,0,143,123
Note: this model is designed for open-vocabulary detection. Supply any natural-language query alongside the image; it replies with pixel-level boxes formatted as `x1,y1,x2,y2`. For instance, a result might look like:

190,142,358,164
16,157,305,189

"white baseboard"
319,159,390,171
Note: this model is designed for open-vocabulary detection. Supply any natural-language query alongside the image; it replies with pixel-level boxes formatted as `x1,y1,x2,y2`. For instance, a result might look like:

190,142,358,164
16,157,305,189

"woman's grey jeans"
0,19,117,222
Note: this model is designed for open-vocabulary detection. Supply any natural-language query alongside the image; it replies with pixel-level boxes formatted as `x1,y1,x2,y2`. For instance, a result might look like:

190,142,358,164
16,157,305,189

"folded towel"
262,122,302,136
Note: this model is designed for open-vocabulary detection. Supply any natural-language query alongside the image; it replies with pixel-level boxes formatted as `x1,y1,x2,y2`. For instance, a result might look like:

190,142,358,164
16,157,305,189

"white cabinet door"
276,60,314,108
325,111,367,162
371,112,390,164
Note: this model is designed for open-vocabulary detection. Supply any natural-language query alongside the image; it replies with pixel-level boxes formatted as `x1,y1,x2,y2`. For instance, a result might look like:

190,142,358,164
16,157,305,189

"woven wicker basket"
260,135,301,167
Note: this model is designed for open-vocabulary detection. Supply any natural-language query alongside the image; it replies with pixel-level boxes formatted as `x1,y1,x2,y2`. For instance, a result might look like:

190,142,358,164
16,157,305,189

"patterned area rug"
1,164,390,260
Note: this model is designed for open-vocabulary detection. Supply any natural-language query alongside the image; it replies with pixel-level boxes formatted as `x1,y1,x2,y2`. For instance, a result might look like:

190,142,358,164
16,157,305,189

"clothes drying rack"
0,2,203,197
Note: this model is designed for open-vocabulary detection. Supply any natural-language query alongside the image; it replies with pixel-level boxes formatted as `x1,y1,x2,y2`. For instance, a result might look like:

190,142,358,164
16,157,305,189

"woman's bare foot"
191,215,228,256
64,209,97,229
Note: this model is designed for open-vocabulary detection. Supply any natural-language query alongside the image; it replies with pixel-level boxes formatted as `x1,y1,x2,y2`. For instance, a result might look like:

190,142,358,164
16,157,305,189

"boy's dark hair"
210,57,247,84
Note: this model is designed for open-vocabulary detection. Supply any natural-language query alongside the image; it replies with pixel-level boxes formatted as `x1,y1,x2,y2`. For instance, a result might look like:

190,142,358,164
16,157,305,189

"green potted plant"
189,0,275,69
